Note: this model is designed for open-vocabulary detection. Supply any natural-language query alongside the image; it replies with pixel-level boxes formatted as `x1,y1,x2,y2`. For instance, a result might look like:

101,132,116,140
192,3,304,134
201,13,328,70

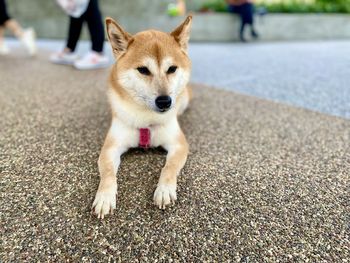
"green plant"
260,0,350,13
200,0,228,12
199,0,350,13
315,0,350,13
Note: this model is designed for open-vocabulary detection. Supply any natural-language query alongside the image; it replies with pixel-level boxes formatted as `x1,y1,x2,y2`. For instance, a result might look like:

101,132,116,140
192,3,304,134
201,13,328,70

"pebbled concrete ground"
0,52,349,261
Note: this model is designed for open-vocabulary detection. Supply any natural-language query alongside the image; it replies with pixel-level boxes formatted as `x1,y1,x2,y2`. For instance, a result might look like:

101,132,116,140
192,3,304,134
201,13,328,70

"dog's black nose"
155,96,172,111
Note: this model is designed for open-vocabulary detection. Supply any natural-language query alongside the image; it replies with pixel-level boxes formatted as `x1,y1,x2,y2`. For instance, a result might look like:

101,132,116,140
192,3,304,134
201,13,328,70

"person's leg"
4,19,24,38
6,19,37,55
73,0,108,69
227,4,245,42
0,0,11,33
0,26,4,42
236,6,247,42
0,26,9,54
1,0,23,37
66,16,84,52
84,0,104,53
242,3,258,39
0,0,6,50
239,22,246,42
50,16,83,64
249,4,259,38
0,0,36,55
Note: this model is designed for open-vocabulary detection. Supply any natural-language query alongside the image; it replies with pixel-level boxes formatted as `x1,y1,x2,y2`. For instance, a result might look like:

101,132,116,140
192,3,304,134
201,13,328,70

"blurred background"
2,0,350,118
5,0,350,41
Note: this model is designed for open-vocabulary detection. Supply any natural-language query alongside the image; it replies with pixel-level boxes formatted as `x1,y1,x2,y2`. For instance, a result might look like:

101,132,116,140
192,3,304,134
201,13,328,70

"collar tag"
139,128,151,149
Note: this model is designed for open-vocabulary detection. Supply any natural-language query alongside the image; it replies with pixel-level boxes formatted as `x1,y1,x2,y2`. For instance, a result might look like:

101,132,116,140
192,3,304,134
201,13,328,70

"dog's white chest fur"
109,115,180,151
108,89,180,151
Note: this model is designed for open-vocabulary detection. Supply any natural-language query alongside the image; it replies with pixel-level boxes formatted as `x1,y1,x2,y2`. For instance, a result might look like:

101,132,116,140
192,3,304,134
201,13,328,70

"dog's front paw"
153,184,177,209
92,188,117,219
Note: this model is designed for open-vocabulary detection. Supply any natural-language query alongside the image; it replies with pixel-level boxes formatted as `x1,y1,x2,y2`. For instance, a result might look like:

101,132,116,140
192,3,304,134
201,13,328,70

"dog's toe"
153,184,177,209
92,190,116,219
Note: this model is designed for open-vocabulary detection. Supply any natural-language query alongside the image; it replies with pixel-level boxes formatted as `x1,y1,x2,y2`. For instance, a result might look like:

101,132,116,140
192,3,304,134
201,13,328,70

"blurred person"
177,0,187,16
226,0,259,42
50,0,108,70
0,0,37,56
168,0,186,17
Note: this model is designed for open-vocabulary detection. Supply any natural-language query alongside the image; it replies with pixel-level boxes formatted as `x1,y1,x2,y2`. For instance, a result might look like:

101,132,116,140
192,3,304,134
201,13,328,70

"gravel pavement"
1,51,349,261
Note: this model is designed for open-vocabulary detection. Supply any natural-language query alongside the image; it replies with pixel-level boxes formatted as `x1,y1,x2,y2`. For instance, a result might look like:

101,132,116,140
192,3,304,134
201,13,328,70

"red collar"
139,128,151,149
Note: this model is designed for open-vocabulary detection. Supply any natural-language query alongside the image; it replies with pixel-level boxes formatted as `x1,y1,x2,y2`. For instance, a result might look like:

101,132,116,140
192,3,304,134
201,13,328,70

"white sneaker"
21,28,37,56
74,51,109,70
50,51,78,65
0,41,10,55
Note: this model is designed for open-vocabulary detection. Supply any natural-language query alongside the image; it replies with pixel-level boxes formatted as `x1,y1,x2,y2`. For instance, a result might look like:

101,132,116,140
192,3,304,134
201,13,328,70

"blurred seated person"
226,0,259,42
168,0,186,17
177,0,186,16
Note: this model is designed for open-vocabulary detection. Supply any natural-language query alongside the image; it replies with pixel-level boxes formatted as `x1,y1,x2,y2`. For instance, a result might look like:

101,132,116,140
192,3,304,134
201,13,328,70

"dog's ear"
170,15,192,52
106,17,133,58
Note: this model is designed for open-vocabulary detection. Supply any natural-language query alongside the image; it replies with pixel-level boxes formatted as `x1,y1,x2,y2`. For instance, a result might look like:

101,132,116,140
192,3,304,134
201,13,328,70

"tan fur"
92,16,193,218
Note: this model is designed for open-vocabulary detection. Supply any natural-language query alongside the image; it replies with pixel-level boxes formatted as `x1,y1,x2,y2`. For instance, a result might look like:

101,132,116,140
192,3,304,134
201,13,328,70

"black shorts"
228,3,254,25
0,0,11,26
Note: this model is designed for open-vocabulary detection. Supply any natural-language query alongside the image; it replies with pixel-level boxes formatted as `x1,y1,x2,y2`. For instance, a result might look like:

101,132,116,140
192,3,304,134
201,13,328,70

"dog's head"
106,16,192,113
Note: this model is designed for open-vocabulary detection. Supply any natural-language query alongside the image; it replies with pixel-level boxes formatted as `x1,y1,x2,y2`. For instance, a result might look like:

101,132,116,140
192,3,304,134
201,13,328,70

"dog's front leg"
92,130,124,219
154,131,189,209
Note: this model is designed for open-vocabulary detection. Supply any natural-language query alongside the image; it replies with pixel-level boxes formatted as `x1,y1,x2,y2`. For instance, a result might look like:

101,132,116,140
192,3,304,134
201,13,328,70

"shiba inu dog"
92,16,193,218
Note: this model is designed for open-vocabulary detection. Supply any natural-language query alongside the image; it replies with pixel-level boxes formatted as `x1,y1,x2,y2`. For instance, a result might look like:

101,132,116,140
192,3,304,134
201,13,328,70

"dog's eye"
167,66,177,74
137,67,151,76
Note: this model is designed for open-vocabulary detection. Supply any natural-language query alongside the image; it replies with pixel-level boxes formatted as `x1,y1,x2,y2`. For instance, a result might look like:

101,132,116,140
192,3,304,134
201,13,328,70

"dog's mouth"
156,107,171,113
